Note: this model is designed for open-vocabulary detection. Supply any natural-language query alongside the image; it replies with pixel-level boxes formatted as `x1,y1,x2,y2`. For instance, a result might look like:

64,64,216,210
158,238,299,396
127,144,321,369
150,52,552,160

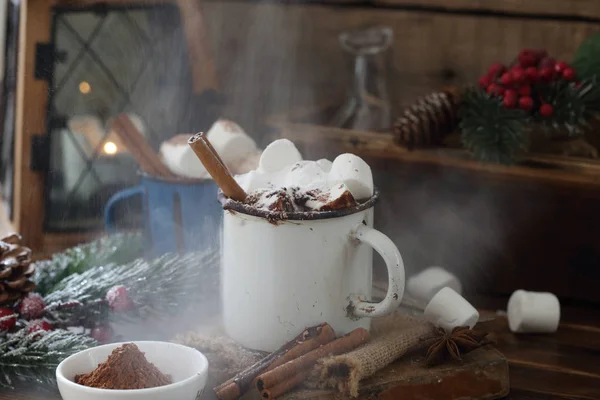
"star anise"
421,326,492,366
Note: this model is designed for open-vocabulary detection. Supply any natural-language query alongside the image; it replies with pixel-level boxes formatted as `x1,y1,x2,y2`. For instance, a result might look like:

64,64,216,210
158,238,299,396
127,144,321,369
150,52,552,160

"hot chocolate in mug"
220,190,405,352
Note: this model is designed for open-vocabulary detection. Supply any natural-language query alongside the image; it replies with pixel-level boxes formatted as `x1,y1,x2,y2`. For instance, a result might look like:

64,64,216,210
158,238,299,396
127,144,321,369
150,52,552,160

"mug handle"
104,185,144,233
348,224,405,318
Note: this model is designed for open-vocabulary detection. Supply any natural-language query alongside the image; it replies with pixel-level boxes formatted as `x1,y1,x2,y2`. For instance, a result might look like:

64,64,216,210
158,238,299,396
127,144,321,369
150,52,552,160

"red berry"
487,63,506,78
503,95,517,108
539,67,554,82
27,319,53,335
511,67,526,83
0,308,16,331
554,61,569,73
19,293,45,320
478,75,491,88
518,49,537,67
504,89,517,99
525,67,539,82
539,57,556,69
518,85,532,96
562,68,576,81
499,72,512,85
90,325,113,343
539,103,554,117
575,81,583,88
518,96,534,111
106,285,133,312
536,49,548,59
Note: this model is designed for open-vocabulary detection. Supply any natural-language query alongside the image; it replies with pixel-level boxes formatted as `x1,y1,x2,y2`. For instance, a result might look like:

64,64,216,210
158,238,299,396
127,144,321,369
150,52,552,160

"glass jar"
330,26,394,132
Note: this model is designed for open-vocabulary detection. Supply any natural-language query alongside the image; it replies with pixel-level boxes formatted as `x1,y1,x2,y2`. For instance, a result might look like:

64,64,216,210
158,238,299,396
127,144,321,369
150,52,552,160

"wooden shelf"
267,110,600,190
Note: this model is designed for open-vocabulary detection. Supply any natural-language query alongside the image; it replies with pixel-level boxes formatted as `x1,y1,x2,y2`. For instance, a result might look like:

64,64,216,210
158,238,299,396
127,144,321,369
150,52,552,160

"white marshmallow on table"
258,139,303,173
507,290,560,334
206,119,257,167
316,158,333,173
407,266,462,303
424,287,479,332
159,135,210,179
328,153,374,200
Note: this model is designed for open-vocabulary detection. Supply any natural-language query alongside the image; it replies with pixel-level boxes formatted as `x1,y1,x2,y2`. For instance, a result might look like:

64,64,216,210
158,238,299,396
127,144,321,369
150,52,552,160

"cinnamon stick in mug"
188,132,247,202
214,323,336,400
256,328,369,392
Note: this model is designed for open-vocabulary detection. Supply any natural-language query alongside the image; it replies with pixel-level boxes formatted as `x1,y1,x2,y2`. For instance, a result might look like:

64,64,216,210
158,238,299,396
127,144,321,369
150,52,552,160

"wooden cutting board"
281,346,509,400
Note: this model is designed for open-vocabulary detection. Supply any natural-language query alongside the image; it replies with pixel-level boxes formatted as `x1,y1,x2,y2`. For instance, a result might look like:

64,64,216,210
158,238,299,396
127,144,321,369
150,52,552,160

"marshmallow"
258,139,303,173
284,161,327,188
507,290,560,334
236,170,282,193
316,158,333,173
160,134,210,179
407,267,462,303
316,183,357,211
236,171,262,193
231,150,262,175
424,287,479,331
328,153,374,200
207,119,257,167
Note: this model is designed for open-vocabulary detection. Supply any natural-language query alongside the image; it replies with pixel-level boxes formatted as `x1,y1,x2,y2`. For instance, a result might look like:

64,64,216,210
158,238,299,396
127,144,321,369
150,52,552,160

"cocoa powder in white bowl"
56,341,208,400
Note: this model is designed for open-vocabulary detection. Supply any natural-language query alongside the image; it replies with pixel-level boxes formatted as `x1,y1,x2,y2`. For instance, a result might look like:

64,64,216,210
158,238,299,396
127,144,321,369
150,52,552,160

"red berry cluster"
478,49,578,117
0,293,53,334
106,285,134,312
0,286,134,342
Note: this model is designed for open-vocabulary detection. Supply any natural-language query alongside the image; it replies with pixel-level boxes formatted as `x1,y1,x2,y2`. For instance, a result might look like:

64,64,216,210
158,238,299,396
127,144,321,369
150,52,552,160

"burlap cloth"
175,314,435,399
304,313,436,397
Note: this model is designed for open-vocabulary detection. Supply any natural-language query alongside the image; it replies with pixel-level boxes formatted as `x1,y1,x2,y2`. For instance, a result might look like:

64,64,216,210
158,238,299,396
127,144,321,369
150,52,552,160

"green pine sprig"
534,79,600,135
44,250,220,327
0,329,97,388
1,244,219,389
460,88,529,164
572,33,600,81
32,232,144,296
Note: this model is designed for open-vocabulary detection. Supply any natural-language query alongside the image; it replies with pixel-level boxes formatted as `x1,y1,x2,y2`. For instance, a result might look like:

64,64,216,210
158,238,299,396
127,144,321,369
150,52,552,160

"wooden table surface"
4,298,599,400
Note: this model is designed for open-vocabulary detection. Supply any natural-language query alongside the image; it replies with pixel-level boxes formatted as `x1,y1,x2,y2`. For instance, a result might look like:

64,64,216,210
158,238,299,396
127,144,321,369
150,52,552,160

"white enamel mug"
220,191,405,351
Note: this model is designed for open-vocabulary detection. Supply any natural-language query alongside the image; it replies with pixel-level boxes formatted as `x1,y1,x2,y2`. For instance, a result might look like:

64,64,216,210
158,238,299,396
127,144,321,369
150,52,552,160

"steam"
112,215,223,342
99,2,517,344
375,168,511,295
206,2,324,142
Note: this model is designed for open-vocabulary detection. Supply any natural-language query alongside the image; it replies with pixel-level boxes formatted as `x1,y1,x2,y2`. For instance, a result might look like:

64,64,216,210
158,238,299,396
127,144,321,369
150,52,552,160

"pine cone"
393,89,461,149
0,234,35,305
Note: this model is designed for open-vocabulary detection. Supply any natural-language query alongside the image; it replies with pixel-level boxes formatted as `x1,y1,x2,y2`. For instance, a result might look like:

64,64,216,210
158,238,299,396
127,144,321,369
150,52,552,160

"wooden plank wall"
18,0,600,301
200,0,600,139
199,1,600,303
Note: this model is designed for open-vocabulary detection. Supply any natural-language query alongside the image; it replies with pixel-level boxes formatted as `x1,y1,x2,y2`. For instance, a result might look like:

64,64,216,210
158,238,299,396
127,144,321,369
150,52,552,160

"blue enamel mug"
104,173,221,257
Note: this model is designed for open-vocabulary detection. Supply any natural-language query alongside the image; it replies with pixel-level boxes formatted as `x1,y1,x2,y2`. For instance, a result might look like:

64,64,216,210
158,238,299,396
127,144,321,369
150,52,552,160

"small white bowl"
56,341,208,400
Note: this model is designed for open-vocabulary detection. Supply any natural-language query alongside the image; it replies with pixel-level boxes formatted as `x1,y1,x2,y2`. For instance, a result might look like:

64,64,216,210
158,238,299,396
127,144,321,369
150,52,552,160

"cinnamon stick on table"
214,323,336,400
260,370,310,400
256,328,369,393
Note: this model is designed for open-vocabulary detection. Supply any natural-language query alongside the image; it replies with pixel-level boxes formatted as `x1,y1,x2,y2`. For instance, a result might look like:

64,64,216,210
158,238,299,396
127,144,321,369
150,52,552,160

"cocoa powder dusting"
75,343,172,390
